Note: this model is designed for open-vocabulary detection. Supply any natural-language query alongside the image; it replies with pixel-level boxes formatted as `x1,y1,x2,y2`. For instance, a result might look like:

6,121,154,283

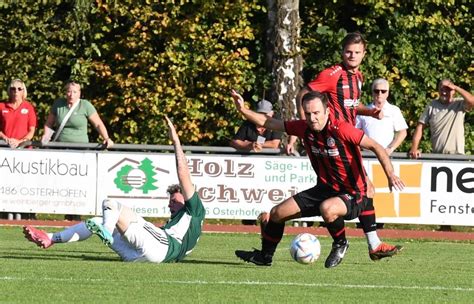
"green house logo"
109,157,169,194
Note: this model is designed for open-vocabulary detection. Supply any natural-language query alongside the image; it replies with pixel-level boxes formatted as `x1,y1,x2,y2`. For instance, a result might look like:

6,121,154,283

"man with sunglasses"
356,78,408,156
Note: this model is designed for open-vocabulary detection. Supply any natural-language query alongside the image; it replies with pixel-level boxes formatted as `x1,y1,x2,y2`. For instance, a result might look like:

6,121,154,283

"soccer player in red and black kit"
231,89,404,268
287,32,401,262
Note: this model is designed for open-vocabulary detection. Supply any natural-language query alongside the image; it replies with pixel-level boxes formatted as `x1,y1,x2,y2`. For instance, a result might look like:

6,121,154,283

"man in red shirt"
288,32,394,259
0,79,37,148
231,89,404,268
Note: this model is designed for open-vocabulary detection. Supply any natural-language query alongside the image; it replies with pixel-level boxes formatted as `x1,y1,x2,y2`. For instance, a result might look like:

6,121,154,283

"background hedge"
0,0,471,153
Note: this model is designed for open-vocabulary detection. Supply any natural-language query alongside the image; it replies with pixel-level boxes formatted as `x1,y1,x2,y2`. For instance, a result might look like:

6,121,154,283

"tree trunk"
266,0,303,121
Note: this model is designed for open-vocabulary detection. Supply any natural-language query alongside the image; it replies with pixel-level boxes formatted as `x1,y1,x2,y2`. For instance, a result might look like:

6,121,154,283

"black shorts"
293,184,367,220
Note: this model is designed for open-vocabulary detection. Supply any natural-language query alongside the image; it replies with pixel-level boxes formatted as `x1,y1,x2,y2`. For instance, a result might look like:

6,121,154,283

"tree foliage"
0,0,472,153
300,0,472,153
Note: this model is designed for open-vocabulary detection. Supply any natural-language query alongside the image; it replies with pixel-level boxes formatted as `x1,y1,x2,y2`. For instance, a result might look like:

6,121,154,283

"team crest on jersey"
21,108,29,114
327,137,335,147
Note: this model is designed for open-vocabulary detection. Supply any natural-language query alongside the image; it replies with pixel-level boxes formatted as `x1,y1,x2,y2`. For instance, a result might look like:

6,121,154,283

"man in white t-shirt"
356,78,408,155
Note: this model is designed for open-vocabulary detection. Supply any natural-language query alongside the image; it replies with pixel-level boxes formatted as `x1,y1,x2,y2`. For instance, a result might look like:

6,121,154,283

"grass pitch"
0,226,472,303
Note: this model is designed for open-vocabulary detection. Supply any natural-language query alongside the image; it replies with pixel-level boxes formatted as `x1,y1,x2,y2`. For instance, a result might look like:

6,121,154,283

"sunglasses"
373,89,387,94
10,87,23,91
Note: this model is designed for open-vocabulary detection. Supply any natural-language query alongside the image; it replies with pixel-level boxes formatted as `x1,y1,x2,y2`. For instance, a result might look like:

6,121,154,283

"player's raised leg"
24,221,93,249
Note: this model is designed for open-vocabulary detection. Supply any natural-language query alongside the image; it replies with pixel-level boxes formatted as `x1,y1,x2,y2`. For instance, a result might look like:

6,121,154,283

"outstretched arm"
165,116,194,200
357,104,383,119
360,134,405,192
231,90,285,132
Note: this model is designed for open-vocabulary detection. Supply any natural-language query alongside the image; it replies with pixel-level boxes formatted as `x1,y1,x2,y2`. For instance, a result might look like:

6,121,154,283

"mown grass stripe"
1,276,472,292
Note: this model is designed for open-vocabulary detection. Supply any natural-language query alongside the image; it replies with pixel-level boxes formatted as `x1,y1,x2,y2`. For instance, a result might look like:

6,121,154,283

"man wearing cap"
230,99,282,152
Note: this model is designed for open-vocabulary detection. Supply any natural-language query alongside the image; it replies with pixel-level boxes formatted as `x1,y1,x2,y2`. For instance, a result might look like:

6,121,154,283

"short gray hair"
371,78,389,92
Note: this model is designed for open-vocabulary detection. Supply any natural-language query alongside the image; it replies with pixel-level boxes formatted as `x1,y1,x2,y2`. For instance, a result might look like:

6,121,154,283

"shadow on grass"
0,253,121,262
0,248,120,262
180,259,242,266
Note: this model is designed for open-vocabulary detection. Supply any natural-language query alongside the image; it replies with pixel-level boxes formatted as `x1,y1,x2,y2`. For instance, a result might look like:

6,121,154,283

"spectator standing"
356,78,408,156
42,81,114,221
42,81,113,148
409,79,474,157
356,78,408,229
0,79,37,220
408,79,473,232
230,99,282,152
0,79,37,148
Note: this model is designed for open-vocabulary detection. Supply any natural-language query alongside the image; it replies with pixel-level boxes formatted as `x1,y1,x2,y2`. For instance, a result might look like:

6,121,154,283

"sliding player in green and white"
24,116,205,263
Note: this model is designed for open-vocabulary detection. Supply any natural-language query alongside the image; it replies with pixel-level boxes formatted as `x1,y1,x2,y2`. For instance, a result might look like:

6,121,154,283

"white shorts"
110,217,169,263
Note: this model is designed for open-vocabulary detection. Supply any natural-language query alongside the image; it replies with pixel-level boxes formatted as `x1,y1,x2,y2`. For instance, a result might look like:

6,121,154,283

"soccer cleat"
257,212,270,235
23,225,53,249
324,240,349,268
235,249,272,266
85,219,114,246
369,243,403,261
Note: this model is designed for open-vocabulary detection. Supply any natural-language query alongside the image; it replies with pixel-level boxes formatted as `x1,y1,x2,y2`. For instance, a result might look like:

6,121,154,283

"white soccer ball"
290,233,321,264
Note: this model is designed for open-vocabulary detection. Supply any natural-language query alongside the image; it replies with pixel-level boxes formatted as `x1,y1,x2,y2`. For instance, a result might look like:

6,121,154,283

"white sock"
51,222,93,243
365,231,382,251
102,199,122,234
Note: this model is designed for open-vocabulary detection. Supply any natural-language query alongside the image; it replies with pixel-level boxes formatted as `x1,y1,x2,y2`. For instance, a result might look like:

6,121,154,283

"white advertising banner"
0,149,97,215
365,159,473,226
1,148,472,226
97,152,178,216
97,153,317,219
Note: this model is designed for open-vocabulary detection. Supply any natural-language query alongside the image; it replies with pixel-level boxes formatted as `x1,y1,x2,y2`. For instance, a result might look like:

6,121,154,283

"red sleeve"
335,120,364,144
284,120,307,138
306,68,335,93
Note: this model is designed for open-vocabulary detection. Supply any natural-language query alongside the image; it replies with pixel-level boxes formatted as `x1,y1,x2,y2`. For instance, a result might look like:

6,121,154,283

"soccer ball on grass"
289,233,321,264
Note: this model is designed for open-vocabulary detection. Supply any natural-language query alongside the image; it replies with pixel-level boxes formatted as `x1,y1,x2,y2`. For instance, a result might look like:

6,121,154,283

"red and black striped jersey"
284,118,367,197
307,63,363,126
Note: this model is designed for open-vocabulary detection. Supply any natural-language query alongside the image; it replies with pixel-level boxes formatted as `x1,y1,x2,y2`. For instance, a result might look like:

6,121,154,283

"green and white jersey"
162,192,205,262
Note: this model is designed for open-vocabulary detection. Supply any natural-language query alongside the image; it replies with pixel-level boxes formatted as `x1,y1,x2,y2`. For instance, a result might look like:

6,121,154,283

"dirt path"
3,219,473,241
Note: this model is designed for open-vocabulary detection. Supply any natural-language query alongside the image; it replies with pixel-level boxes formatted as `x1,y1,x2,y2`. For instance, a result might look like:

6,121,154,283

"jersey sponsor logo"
310,146,339,157
344,99,359,108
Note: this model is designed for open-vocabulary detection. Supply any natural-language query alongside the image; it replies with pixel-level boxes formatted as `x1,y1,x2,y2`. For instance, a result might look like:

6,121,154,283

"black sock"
358,198,377,233
326,217,346,244
261,220,284,256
